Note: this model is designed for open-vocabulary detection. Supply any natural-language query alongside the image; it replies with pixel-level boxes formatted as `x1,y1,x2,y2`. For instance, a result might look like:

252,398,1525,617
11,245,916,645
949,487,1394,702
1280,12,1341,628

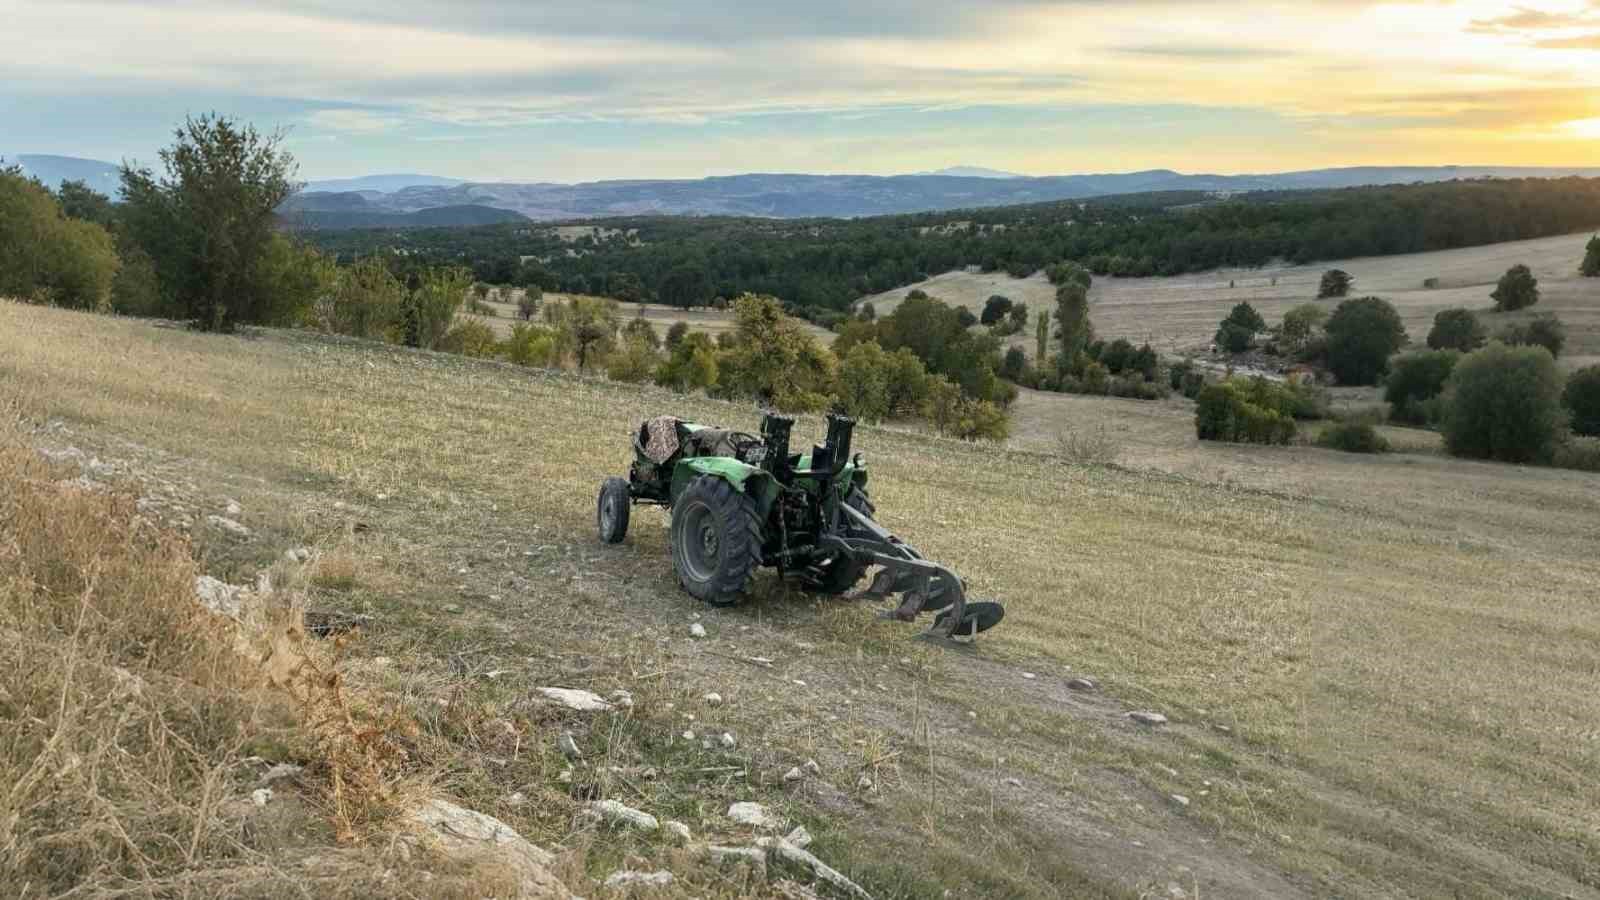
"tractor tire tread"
672,475,764,606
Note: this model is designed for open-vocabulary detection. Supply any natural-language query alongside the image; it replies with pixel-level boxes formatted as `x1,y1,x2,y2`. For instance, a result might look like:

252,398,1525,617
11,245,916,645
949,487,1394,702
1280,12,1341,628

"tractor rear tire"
813,486,874,595
670,475,763,606
598,477,631,543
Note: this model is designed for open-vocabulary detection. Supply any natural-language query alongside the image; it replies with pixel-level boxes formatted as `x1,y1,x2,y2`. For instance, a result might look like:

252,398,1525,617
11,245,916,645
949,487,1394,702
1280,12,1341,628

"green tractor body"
596,412,1002,642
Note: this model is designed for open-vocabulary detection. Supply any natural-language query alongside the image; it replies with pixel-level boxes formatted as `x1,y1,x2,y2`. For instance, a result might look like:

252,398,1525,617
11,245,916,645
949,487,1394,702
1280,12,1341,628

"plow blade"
827,502,1005,644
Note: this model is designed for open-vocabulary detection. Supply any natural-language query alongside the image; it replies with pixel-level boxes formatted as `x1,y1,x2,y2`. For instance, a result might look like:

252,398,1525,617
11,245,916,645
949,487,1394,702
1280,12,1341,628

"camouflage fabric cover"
642,416,682,464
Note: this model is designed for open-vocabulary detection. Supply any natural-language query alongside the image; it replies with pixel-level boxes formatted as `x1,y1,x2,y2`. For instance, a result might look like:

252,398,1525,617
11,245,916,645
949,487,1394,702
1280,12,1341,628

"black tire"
598,477,631,544
812,486,874,595
670,475,764,606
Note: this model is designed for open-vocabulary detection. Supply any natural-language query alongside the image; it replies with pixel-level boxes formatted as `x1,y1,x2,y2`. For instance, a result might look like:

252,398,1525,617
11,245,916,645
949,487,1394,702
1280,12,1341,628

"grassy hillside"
867,231,1600,371
4,301,1599,898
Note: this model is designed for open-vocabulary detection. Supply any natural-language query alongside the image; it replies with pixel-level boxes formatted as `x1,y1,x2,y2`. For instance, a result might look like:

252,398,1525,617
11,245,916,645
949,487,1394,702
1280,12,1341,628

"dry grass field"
864,232,1600,370
4,300,1600,898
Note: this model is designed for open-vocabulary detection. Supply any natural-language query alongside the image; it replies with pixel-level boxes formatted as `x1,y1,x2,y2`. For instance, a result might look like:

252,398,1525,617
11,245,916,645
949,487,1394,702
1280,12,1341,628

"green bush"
502,323,559,368
401,267,472,351
606,336,662,383
1194,378,1297,445
1498,315,1565,358
1215,321,1253,353
654,332,719,391
1442,342,1564,463
439,318,499,358
1426,308,1486,352
1582,235,1600,277
664,320,690,350
1491,264,1539,311
950,399,1010,442
1280,303,1327,352
1317,269,1352,299
1316,421,1390,453
1101,338,1134,373
1550,436,1600,472
1563,365,1600,437
1384,350,1459,423
1325,296,1407,385
836,341,893,422
0,167,120,311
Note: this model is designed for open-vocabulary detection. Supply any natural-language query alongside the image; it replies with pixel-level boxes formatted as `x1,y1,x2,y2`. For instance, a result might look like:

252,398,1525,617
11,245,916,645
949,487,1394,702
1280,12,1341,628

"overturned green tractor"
597,412,1003,642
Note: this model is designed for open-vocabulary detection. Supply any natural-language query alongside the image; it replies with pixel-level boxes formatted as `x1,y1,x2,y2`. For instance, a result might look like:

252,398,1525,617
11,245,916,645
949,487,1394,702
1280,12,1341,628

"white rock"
707,844,768,873
803,759,823,777
770,838,872,899
537,687,613,712
681,730,695,741
407,798,569,898
1066,677,1097,691
206,515,251,537
557,731,582,760
194,575,244,618
689,623,708,638
251,788,273,807
1128,711,1169,726
727,801,782,830
719,732,737,750
604,870,674,890
1003,777,1022,788
1171,794,1190,808
703,692,723,706
609,689,634,710
260,763,303,785
224,499,243,516
1022,672,1036,680
588,799,658,832
783,766,805,783
856,774,874,791
505,792,528,808
663,820,691,844
784,825,813,849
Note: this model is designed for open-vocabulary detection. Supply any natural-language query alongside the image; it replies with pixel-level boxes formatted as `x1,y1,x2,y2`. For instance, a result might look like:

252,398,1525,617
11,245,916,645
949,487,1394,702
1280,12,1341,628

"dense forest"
304,178,1600,317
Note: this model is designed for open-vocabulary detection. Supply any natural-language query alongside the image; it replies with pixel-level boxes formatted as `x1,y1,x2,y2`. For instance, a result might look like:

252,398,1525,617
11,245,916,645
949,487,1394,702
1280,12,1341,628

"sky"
2,0,1599,181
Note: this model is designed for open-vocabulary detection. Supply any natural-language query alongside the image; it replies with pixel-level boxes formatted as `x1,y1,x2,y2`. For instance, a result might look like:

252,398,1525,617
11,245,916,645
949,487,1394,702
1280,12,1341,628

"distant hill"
918,166,1024,179
278,192,526,229
301,165,1600,225
10,154,123,193
302,173,465,193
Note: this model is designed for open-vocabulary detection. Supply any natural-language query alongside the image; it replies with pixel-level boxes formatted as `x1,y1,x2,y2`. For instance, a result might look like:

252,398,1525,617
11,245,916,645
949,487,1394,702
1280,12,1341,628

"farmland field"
863,231,1600,370
4,300,1600,898
468,291,835,343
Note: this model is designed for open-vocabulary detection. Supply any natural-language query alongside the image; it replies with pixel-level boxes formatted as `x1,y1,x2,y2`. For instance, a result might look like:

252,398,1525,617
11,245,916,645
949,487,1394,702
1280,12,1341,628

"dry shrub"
0,411,430,897
1055,425,1121,465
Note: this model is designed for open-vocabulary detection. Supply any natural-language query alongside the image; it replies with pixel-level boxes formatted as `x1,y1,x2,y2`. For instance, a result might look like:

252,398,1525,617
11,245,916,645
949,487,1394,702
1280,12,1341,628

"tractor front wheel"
670,475,763,606
597,477,631,543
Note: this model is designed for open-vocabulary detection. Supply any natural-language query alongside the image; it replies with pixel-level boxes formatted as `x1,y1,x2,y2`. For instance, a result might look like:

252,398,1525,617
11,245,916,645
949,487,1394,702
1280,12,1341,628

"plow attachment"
823,501,1005,644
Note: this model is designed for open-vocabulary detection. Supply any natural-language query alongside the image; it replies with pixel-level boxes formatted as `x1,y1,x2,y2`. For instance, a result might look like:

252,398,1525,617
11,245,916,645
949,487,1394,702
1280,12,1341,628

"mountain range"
12,153,1600,228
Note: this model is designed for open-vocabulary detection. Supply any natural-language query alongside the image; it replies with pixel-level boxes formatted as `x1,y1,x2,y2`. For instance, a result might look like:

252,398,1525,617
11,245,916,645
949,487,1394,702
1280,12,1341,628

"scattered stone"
1128,711,1169,726
537,687,613,712
259,763,303,786
1170,794,1190,808
746,656,774,667
442,603,463,613
769,838,872,899
689,623,708,639
587,799,659,832
1066,677,1097,692
206,515,251,537
251,788,273,807
557,731,582,760
783,766,805,783
663,820,691,844
1022,672,1036,680
285,547,311,564
727,801,782,830
707,844,768,875
719,732,738,750
681,730,695,741
505,792,528,808
784,825,813,849
792,679,806,687
557,768,573,784
1213,724,1233,734
1002,777,1022,788
1156,764,1179,778
194,575,244,619
604,870,674,890
803,759,823,777
407,798,570,899
856,774,874,792
224,499,243,516
609,689,635,710
703,692,723,706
